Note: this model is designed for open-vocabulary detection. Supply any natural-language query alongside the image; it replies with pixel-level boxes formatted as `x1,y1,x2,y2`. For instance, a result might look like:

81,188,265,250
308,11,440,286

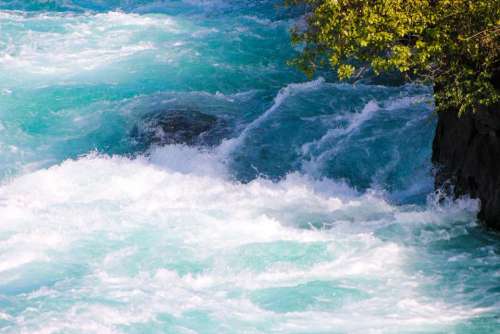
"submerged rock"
432,103,500,229
131,109,226,147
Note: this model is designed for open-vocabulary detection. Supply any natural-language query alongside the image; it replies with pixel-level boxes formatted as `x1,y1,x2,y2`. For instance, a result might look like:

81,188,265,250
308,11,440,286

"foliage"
285,0,500,114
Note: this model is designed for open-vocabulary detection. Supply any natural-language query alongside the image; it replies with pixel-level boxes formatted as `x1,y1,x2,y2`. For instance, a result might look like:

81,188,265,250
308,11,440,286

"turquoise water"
0,1,499,333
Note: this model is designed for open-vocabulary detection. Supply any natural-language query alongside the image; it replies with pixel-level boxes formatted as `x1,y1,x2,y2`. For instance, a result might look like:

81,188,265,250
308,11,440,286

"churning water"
0,1,498,333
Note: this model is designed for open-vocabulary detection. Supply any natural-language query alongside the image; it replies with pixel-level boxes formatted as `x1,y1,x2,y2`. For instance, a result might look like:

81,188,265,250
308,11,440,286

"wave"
0,0,279,15
218,78,325,156
301,99,379,156
0,146,495,333
0,3,498,332
0,11,180,79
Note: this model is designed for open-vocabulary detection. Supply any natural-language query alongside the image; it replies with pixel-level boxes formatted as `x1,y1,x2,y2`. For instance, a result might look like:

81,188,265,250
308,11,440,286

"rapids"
0,1,498,333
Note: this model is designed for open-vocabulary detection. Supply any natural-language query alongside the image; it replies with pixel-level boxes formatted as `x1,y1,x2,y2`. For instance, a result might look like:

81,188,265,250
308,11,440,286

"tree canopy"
286,0,499,114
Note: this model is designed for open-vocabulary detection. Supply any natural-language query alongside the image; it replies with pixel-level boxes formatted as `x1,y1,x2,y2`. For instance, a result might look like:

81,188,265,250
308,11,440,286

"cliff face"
432,104,500,229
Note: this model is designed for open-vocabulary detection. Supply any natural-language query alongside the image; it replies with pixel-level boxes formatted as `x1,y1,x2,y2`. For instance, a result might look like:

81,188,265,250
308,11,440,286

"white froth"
0,11,180,78
0,145,484,333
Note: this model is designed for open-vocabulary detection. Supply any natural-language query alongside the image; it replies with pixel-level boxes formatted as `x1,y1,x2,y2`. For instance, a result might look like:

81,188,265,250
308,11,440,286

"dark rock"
131,109,226,147
432,104,500,229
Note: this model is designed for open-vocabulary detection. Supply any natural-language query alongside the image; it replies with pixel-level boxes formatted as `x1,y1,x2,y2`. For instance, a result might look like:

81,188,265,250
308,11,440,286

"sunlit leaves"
286,0,500,114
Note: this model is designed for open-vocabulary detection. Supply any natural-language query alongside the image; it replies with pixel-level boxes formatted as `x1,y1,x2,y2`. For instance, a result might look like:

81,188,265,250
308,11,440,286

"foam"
0,3,496,333
0,11,179,77
0,147,489,333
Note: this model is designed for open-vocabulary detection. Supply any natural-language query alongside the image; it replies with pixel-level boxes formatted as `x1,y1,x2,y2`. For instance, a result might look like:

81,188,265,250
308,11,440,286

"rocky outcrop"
432,103,500,229
131,109,226,147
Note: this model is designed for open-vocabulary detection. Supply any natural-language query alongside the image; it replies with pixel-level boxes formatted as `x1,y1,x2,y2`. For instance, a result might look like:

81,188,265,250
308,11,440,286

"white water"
0,2,498,333
0,145,492,333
